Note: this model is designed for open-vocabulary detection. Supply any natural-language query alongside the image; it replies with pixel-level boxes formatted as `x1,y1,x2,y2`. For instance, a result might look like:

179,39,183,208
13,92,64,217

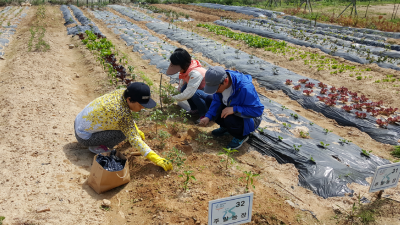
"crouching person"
199,67,264,149
74,82,172,171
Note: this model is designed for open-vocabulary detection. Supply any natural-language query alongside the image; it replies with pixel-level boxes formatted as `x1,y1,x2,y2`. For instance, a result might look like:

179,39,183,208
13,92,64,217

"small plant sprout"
309,122,314,126
320,88,328,94
323,128,332,134
281,105,288,110
218,148,238,170
240,171,259,192
282,123,291,129
163,147,186,169
310,156,316,163
319,141,330,149
290,113,299,119
293,144,302,151
272,67,279,75
376,119,388,128
339,138,352,144
179,170,196,190
195,131,213,147
305,82,315,89
361,149,372,157
299,131,309,138
278,136,283,141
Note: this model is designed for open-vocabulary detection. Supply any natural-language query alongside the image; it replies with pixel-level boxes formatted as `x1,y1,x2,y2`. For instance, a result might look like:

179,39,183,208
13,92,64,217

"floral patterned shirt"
74,89,152,156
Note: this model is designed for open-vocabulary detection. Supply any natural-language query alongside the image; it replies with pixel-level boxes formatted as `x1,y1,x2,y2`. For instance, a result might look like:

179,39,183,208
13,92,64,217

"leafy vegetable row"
197,23,287,50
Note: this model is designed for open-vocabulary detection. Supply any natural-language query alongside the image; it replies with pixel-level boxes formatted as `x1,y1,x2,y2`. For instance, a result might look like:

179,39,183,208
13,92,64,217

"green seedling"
339,138,352,144
218,148,238,170
309,122,314,126
391,146,400,158
293,144,302,151
179,170,196,190
157,130,171,149
282,123,291,129
278,136,283,141
100,205,110,211
195,131,213,147
361,149,372,157
257,127,265,133
240,171,259,192
299,131,309,138
290,113,299,119
310,156,315,163
323,128,332,134
320,141,330,149
164,147,186,169
281,105,288,110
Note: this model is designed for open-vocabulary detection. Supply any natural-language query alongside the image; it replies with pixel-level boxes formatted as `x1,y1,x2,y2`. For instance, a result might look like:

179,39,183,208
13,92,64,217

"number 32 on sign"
208,193,253,225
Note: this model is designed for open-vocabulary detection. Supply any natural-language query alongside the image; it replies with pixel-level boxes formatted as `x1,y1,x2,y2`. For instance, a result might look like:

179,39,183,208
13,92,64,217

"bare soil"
1,4,400,225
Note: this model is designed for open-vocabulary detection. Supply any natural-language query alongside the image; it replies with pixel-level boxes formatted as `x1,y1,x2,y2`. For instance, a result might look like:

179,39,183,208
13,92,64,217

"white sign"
208,193,253,225
369,162,400,193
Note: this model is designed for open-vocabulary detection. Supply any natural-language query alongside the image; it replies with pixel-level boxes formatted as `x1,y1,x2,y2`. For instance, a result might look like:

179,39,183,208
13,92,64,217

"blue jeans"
181,84,212,117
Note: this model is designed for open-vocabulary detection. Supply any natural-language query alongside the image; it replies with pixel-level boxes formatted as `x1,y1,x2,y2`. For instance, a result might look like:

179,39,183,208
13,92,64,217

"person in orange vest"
166,48,212,124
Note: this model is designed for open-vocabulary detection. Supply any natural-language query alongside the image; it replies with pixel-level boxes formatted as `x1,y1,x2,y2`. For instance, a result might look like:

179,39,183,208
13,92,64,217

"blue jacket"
205,70,264,136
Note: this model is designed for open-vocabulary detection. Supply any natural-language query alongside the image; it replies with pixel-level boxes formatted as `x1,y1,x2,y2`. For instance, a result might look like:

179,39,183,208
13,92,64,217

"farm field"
1,3,400,225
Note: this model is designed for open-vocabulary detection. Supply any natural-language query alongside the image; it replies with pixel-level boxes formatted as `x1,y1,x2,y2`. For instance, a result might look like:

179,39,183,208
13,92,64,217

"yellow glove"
145,151,173,171
135,123,145,141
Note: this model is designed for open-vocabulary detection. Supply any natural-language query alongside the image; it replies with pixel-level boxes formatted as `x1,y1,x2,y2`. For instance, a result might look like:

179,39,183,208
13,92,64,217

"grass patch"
391,146,400,158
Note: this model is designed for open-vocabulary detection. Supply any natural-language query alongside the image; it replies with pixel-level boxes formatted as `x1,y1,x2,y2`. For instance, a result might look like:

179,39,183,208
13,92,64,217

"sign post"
208,193,253,225
369,162,400,193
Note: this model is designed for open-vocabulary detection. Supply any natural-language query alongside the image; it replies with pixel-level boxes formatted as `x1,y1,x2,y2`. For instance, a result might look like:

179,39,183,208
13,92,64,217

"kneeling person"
74,82,172,171
199,67,264,149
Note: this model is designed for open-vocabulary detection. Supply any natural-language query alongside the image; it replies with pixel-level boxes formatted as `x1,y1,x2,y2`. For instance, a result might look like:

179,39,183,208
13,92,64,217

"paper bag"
88,151,130,194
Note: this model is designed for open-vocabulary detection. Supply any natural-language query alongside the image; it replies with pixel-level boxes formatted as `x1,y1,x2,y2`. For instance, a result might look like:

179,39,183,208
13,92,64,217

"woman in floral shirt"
74,82,172,171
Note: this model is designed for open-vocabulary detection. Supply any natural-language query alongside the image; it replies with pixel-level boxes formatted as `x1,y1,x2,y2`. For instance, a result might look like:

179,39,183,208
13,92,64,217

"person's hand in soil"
199,117,210,126
221,107,234,118
145,151,173,171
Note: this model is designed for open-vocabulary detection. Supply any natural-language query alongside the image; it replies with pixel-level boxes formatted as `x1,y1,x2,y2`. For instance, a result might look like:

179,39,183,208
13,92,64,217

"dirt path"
0,6,111,224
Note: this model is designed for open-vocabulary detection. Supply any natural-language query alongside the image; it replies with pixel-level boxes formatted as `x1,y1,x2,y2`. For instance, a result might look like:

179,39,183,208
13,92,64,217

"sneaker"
188,109,198,115
195,116,205,124
227,136,249,149
88,145,109,154
211,127,229,136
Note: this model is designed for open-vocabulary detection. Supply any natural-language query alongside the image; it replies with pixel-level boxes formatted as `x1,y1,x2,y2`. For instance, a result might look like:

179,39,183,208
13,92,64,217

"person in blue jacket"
199,66,264,149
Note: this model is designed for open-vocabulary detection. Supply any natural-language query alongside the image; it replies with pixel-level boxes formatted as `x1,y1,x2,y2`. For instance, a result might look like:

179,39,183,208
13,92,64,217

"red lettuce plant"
339,97,348,104
338,87,348,94
353,104,364,110
293,84,301,90
376,119,388,128
355,111,367,119
370,109,380,117
318,82,327,88
360,95,369,103
388,116,400,124
352,97,360,103
285,79,293,85
374,100,383,107
342,105,353,112
298,78,309,84
317,96,326,102
324,98,336,106
303,90,313,96
349,91,358,98
330,86,337,92
379,107,398,116
328,93,339,99
320,88,328,94
305,82,315,88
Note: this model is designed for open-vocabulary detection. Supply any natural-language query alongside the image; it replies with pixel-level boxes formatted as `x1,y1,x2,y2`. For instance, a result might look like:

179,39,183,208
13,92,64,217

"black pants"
206,97,246,139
